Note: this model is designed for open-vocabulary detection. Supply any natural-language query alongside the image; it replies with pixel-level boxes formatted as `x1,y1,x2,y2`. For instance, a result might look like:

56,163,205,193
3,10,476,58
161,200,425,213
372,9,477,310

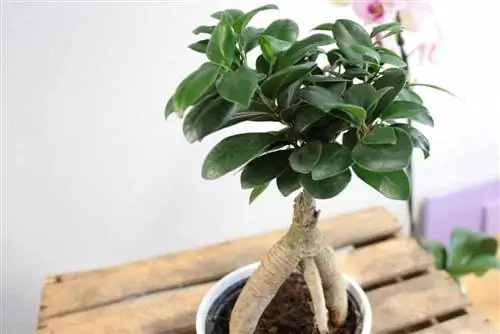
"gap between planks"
38,207,401,321
38,236,436,334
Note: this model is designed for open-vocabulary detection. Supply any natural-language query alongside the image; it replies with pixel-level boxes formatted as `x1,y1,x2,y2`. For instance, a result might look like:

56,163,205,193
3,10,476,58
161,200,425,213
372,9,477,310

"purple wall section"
421,180,500,246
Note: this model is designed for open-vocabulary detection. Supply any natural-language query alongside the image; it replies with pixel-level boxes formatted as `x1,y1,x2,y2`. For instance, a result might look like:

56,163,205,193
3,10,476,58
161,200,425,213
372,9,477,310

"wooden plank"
413,313,499,334
39,237,432,334
369,272,470,333
39,207,400,320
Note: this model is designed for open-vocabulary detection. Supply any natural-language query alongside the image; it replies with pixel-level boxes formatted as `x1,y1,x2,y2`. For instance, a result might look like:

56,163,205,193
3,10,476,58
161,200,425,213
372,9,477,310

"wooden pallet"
37,207,499,333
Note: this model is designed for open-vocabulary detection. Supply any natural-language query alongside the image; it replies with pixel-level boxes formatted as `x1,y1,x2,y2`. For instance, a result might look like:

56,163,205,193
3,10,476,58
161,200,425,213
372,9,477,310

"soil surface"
206,272,362,334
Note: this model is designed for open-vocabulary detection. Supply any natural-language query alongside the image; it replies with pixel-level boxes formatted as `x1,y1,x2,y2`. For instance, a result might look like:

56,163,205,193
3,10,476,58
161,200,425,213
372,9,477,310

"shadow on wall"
421,179,500,245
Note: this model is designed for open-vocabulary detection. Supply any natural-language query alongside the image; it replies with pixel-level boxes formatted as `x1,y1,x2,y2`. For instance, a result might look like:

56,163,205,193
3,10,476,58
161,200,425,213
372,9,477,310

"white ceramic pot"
196,262,372,334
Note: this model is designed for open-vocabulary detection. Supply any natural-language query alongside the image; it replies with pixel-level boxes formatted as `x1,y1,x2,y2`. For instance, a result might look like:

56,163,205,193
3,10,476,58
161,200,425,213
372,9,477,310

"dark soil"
206,272,362,334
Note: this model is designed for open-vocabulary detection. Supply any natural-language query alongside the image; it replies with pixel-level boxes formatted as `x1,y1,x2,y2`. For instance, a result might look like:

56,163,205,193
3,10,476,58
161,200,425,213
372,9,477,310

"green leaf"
294,105,326,132
351,44,380,64
370,22,403,38
352,128,412,172
382,101,434,126
368,87,393,113
407,83,462,101
259,35,293,64
312,23,334,31
211,9,244,21
263,19,300,43
275,34,334,70
303,75,349,84
241,149,291,189
243,27,265,52
216,67,259,107
261,62,316,98
344,83,377,109
342,128,358,150
421,240,447,270
207,15,236,66
377,47,407,67
352,164,410,200
249,182,270,204
391,123,430,159
330,104,366,125
188,40,209,53
300,169,352,199
233,4,279,34
311,143,352,180
289,141,323,174
173,62,220,111
193,25,215,35
396,88,423,104
255,54,271,74
164,96,178,120
277,81,301,109
297,86,342,111
333,19,373,62
448,228,498,272
369,68,407,121
202,132,277,180
363,126,396,145
447,255,500,277
328,82,346,97
183,96,238,143
342,68,372,80
276,167,301,196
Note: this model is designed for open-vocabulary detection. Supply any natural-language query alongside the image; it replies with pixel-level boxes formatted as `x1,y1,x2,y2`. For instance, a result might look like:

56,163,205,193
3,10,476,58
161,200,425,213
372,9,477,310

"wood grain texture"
369,272,470,333
39,207,400,320
39,237,433,334
413,313,499,334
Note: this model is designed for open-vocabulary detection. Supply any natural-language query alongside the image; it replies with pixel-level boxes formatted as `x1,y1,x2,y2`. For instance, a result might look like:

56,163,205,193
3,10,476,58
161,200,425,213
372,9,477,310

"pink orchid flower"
352,0,396,25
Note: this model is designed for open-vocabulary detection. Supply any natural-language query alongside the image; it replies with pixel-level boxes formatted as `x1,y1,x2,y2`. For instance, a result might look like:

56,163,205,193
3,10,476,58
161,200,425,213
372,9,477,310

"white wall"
2,1,498,333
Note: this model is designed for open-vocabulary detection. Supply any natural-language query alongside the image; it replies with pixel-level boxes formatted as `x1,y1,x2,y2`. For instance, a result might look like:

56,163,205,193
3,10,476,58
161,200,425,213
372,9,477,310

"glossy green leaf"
333,19,373,62
447,255,500,277
330,104,366,125
351,44,380,64
344,83,377,109
207,15,236,66
377,47,407,67
326,49,345,65
449,228,498,272
311,143,352,180
407,83,462,101
276,167,301,196
328,82,346,97
369,68,407,121
259,35,292,64
202,132,277,180
173,62,220,111
234,4,279,34
342,128,358,150
183,96,238,143
363,126,396,145
188,40,209,53
370,22,403,38
397,88,423,104
211,9,244,21
261,62,316,98
193,25,215,35
352,164,410,200
421,239,447,270
275,34,334,70
243,27,265,52
263,19,300,43
312,23,334,31
300,169,352,199
297,86,342,111
391,123,430,158
303,75,349,84
342,68,372,80
255,54,271,74
294,105,326,132
277,81,301,109
216,67,259,107
382,101,434,126
289,141,322,174
164,96,178,120
352,128,412,172
249,182,270,204
241,149,291,189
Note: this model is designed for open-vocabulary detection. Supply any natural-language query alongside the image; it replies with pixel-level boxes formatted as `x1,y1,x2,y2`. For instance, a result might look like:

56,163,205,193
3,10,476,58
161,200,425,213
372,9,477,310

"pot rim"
196,261,372,334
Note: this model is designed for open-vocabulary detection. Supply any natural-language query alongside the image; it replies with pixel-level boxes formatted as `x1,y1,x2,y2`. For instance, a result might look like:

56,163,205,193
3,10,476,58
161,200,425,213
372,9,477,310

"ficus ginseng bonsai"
165,4,443,333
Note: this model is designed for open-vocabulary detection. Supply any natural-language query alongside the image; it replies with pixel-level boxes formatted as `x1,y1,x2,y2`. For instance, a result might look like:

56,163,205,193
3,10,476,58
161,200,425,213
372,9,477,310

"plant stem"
395,12,418,241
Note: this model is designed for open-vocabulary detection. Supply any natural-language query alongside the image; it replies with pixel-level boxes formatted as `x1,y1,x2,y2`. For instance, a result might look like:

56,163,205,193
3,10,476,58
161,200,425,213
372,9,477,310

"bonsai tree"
423,228,500,283
165,4,441,333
